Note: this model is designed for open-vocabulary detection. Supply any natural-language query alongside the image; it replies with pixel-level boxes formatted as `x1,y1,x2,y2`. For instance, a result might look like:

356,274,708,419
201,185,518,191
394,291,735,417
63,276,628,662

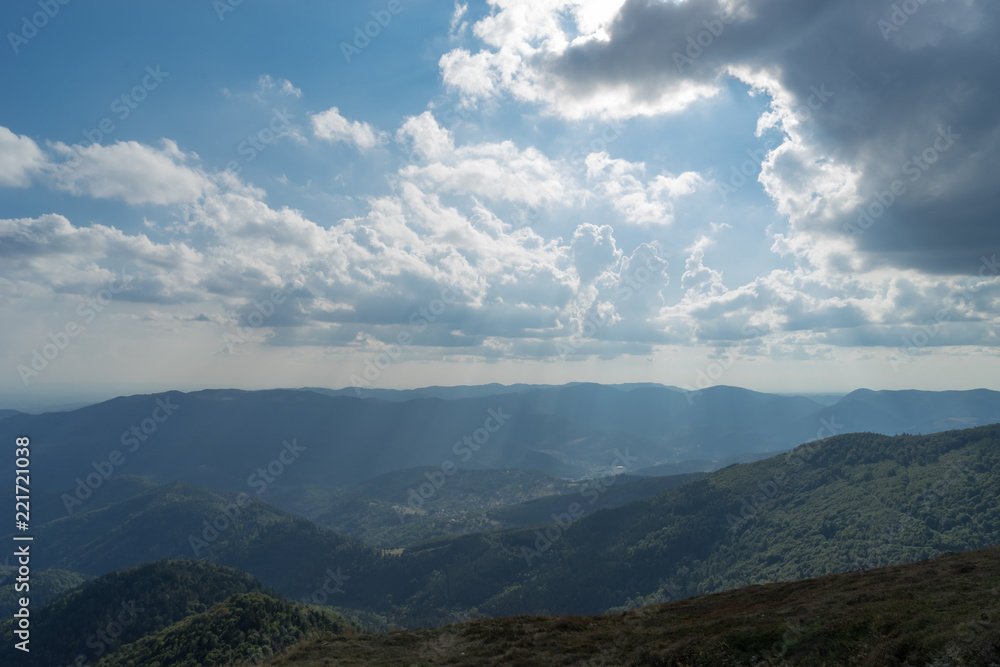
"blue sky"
1,0,998,406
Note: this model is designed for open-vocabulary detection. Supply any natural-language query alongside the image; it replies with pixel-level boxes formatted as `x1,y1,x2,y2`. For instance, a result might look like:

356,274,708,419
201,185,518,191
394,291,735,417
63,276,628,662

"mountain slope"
9,479,422,614
270,467,705,549
95,592,346,667
265,545,1000,666
0,560,277,666
8,423,1000,629
394,423,1000,622
0,568,89,617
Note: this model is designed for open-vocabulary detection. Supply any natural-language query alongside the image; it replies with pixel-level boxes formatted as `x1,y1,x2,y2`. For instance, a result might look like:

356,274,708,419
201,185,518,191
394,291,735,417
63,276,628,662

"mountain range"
3,384,1000,663
4,385,1000,499
4,420,998,628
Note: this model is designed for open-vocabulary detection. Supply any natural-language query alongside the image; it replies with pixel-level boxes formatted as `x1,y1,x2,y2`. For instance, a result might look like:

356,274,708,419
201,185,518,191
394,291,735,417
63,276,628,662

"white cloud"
0,213,203,302
310,106,387,150
438,0,719,119
47,139,215,206
400,136,574,208
449,2,469,39
586,152,705,225
255,74,302,99
0,127,46,188
396,111,455,160
439,49,498,101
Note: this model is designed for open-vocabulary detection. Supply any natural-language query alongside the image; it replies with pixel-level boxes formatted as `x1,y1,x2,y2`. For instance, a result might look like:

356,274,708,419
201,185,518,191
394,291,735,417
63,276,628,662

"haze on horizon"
2,0,998,403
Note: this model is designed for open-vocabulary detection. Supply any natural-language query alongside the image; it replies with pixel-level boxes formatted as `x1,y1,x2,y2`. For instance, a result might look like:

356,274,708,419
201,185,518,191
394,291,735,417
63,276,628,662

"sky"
1,0,998,407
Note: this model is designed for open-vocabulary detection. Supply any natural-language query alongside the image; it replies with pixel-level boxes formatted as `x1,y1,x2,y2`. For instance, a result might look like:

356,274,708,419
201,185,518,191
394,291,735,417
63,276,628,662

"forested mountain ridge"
4,386,1000,496
270,467,706,549
413,423,999,620
94,592,346,667
0,560,331,667
5,423,999,629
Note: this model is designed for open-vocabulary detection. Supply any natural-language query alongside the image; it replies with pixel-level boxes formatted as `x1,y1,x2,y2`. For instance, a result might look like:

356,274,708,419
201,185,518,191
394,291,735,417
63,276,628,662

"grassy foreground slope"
266,546,1000,666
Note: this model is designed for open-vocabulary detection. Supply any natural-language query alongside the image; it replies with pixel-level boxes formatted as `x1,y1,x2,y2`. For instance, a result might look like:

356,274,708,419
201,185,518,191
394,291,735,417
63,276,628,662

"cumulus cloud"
397,111,575,208
0,127,46,187
47,138,215,206
311,106,387,150
396,111,455,160
442,0,1000,278
0,213,204,303
586,152,704,225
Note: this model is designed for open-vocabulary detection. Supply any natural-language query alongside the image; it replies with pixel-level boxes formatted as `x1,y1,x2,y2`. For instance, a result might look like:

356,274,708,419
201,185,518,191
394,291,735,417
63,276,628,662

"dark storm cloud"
545,0,1000,273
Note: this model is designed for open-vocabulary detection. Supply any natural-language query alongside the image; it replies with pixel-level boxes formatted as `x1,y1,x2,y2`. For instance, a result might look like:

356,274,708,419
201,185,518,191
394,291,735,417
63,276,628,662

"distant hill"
2,479,415,616
270,467,578,548
4,385,1000,499
798,387,1000,436
269,467,704,549
484,471,707,531
0,388,669,491
299,382,681,402
266,545,1000,666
